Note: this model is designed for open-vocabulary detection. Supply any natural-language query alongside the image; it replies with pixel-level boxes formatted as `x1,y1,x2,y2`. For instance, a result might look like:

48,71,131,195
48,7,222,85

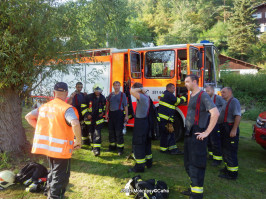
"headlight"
256,117,264,127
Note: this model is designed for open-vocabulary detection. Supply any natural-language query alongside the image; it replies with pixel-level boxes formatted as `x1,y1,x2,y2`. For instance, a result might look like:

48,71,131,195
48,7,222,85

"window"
145,50,175,78
189,46,201,76
204,46,216,86
130,51,141,79
253,12,262,19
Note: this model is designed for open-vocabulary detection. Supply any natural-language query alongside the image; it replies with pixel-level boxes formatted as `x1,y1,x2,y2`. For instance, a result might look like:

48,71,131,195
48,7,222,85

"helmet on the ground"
93,83,104,93
0,170,15,189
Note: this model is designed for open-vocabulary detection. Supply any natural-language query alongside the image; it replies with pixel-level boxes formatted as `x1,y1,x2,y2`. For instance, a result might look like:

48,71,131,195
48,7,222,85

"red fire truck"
36,42,220,141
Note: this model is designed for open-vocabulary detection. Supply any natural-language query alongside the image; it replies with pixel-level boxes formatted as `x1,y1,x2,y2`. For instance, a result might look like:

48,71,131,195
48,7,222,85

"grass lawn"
0,107,265,199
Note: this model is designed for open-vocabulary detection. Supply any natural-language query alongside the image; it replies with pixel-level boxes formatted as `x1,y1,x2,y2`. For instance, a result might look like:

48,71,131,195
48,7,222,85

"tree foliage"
227,0,258,60
0,0,68,94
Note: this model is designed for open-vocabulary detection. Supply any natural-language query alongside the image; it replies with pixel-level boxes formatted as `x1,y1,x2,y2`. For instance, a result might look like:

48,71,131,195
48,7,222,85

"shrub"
220,73,266,120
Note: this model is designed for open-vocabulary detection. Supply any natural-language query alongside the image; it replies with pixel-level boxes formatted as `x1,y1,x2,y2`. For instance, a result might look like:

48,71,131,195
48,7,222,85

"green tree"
199,21,229,50
0,0,70,152
64,0,136,49
248,33,266,67
227,0,258,60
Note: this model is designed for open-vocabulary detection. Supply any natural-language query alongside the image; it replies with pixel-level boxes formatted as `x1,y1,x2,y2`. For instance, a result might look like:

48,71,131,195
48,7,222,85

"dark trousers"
159,121,177,152
133,117,152,171
207,124,222,161
88,125,102,150
108,110,124,152
220,123,239,177
81,123,91,146
184,126,207,199
47,157,71,199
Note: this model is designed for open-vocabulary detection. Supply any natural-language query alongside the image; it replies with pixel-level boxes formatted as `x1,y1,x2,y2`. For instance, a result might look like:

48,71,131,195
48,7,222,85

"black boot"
212,160,222,167
108,144,116,152
93,148,100,156
219,171,238,180
181,188,191,196
169,148,184,155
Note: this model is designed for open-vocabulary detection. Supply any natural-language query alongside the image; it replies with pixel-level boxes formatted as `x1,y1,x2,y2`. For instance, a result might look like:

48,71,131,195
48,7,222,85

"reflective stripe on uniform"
158,113,174,122
180,96,186,102
226,165,238,172
34,134,67,145
146,154,152,160
208,151,213,156
191,186,203,194
81,108,88,116
160,147,168,151
213,155,223,161
99,109,102,112
96,119,104,125
110,142,116,146
32,143,63,153
117,143,124,148
159,101,175,110
168,145,177,150
81,104,87,108
82,136,90,140
135,158,146,164
84,121,91,125
93,144,101,148
174,98,181,106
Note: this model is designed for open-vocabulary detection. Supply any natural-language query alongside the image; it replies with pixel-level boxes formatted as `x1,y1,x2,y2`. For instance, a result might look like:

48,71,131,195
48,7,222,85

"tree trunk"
0,88,29,152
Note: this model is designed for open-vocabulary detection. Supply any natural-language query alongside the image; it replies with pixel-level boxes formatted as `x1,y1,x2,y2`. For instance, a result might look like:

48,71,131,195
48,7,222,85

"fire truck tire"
174,114,185,142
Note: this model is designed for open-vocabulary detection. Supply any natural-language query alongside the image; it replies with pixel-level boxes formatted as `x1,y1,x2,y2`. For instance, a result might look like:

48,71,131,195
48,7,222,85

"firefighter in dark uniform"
181,75,219,199
105,81,128,156
218,87,241,180
205,85,225,166
158,83,186,154
67,82,89,147
129,82,152,173
81,83,106,156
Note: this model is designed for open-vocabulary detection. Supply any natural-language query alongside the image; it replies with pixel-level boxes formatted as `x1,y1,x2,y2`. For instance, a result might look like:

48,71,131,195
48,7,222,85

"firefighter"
129,82,152,173
158,83,186,155
218,87,241,180
67,82,89,146
181,75,219,199
105,81,128,156
25,82,82,199
205,85,225,166
81,83,106,156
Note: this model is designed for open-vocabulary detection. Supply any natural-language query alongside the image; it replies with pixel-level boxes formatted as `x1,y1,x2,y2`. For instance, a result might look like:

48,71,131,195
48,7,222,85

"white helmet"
93,83,104,93
0,170,15,189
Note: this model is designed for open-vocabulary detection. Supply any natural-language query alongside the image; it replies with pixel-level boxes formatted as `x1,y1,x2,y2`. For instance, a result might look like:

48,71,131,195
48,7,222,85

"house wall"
253,4,266,32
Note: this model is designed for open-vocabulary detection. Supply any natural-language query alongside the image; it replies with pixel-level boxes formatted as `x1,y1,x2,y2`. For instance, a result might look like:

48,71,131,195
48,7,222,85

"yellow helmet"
0,170,15,189
93,83,104,93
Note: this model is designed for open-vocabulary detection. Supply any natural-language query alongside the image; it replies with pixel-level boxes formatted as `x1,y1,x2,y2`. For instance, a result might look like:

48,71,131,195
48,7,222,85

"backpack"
125,175,169,199
15,162,48,186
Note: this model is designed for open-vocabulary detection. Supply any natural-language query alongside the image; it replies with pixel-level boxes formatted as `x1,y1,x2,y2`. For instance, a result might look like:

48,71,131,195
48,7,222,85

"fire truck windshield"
145,50,175,79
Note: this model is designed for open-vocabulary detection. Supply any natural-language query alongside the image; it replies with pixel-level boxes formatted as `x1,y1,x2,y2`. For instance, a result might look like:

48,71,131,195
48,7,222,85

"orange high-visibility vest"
32,98,79,159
